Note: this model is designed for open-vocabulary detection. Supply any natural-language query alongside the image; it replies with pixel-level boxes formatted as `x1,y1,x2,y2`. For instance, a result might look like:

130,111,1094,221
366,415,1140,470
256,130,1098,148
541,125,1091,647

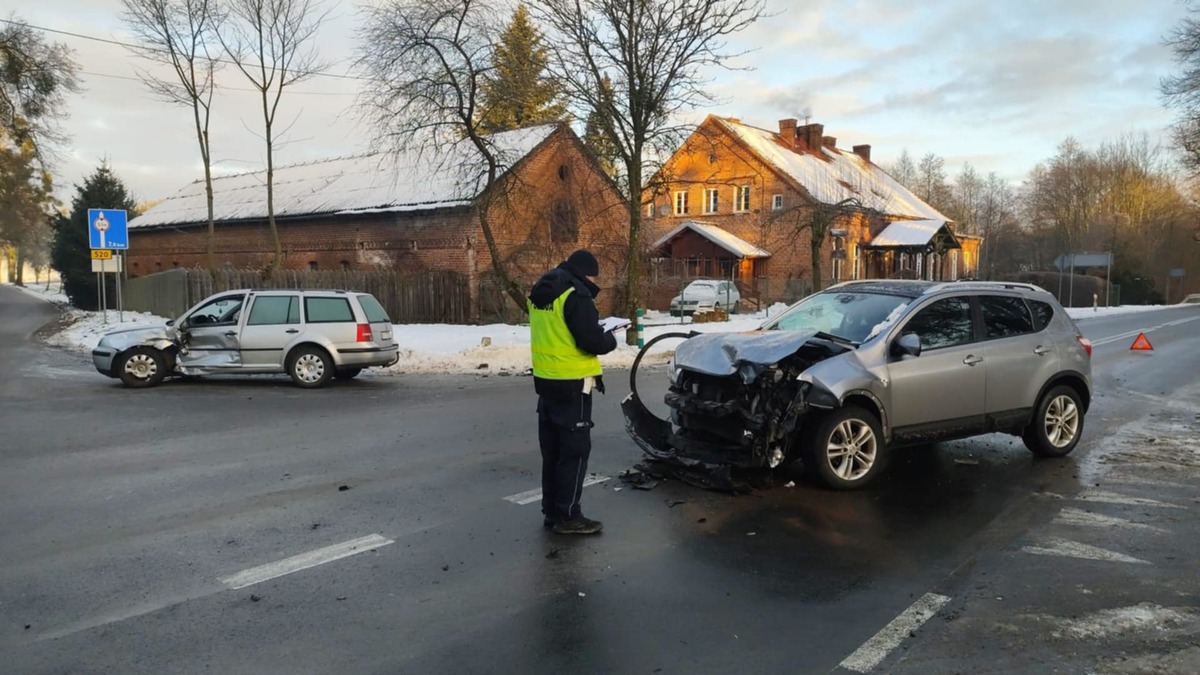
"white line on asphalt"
219,534,394,590
1091,315,1200,346
838,593,952,673
1053,507,1166,533
1020,537,1149,564
1077,490,1184,509
503,474,611,505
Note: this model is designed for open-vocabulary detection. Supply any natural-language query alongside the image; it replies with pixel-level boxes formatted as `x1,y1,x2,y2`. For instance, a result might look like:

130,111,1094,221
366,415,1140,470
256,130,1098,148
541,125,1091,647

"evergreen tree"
582,74,618,177
477,4,565,133
51,164,137,310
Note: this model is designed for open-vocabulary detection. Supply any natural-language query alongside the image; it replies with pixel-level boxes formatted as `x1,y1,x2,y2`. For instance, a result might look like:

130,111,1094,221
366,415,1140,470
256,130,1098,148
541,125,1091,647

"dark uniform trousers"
537,390,594,521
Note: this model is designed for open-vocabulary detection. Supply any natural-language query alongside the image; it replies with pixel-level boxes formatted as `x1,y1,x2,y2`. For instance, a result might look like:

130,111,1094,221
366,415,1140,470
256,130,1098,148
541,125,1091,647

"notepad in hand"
599,317,632,333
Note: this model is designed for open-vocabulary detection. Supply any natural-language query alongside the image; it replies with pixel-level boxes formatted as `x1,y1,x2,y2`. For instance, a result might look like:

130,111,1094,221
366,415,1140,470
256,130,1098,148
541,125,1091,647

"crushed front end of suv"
623,280,1093,490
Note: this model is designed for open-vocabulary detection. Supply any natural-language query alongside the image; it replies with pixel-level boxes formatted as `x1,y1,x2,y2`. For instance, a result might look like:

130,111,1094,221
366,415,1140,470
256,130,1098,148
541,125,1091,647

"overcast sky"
17,0,1191,205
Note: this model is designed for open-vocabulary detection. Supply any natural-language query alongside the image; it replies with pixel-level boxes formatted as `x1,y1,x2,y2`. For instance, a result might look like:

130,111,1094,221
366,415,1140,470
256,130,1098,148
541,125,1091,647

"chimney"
822,136,837,149
853,144,872,162
797,123,823,151
778,118,798,150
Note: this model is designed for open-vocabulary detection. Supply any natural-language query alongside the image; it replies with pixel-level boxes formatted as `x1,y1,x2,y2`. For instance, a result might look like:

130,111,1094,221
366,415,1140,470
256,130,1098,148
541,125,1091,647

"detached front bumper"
621,391,772,468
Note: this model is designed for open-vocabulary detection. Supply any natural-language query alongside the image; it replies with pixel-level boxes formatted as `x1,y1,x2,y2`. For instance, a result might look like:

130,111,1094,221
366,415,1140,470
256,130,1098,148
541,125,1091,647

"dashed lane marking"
1077,490,1183,509
1021,537,1149,564
503,474,611,505
1053,507,1166,533
219,534,394,590
838,593,952,673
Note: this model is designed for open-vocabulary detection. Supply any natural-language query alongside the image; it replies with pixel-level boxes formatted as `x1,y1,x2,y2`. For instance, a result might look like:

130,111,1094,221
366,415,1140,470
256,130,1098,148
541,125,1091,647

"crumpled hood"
97,324,175,350
674,330,826,382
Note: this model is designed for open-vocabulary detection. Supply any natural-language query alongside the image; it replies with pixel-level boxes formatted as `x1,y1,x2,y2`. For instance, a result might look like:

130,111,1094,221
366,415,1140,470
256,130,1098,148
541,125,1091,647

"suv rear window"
357,294,391,323
305,297,355,323
1028,299,1054,331
980,295,1034,338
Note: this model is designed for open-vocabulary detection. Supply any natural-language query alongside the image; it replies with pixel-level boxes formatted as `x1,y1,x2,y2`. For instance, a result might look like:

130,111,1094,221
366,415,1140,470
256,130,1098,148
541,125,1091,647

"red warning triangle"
1130,332,1154,351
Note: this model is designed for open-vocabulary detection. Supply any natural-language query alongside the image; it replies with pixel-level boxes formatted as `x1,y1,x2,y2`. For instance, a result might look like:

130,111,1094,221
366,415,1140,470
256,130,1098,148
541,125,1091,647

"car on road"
1181,293,1200,304
668,279,741,316
623,280,1093,490
92,289,399,389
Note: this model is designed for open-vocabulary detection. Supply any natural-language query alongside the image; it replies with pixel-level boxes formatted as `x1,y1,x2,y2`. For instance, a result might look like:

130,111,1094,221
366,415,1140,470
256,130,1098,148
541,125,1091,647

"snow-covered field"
7,281,1184,375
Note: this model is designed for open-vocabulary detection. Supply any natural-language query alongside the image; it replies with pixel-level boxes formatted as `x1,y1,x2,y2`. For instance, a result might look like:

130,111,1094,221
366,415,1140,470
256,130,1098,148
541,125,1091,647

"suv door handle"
963,355,983,366
224,331,238,337
286,329,300,334
1033,346,1050,356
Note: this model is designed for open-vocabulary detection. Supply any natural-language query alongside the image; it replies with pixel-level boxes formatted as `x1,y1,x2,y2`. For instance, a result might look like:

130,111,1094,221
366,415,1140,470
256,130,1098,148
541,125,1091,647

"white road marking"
1077,490,1183,509
838,593,952,673
219,534,394,590
1053,507,1166,533
1090,315,1200,346
503,474,611,505
1020,537,1149,564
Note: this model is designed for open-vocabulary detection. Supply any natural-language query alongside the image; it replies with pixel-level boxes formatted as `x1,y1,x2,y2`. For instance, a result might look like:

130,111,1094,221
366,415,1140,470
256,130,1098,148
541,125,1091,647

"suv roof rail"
927,280,1046,294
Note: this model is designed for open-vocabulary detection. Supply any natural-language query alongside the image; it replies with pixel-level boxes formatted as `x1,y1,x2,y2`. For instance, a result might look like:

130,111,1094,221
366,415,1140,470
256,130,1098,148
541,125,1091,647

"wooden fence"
124,268,475,324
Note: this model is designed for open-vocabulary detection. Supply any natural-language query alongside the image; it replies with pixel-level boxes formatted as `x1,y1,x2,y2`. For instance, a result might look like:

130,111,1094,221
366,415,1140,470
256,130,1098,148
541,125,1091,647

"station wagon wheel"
1023,385,1084,457
118,347,167,389
287,345,333,388
804,405,886,490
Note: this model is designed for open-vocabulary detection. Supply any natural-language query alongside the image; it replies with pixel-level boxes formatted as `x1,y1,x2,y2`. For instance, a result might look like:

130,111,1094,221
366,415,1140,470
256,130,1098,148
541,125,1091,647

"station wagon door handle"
224,331,238,337
1033,346,1050,356
963,355,983,366
286,329,300,334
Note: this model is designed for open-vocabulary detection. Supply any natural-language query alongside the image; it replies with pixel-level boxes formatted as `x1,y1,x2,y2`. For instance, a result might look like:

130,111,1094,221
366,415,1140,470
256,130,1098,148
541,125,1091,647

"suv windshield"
762,291,911,344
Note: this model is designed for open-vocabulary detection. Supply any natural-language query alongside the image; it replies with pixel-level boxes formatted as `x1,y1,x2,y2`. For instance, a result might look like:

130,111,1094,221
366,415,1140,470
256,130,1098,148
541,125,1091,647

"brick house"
127,123,629,317
642,116,981,308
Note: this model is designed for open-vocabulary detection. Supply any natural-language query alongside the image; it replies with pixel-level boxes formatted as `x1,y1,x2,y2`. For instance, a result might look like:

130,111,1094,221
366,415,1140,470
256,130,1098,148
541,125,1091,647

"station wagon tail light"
357,323,373,342
1077,335,1092,357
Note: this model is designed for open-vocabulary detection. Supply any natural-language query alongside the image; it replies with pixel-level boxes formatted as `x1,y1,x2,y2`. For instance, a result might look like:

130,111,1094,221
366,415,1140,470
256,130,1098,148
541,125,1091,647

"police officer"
528,250,618,535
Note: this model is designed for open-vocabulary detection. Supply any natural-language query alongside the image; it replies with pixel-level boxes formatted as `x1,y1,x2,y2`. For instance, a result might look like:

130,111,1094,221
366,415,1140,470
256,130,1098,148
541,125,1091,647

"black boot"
552,515,603,535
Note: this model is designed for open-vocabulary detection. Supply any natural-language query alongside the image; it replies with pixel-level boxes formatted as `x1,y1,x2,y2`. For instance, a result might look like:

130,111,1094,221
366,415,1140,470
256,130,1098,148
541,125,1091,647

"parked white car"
669,279,741,316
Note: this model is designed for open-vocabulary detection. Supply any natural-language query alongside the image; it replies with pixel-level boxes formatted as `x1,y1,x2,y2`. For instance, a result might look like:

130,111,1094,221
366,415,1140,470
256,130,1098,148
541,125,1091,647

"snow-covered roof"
130,124,559,228
652,220,771,258
713,118,949,222
869,219,959,248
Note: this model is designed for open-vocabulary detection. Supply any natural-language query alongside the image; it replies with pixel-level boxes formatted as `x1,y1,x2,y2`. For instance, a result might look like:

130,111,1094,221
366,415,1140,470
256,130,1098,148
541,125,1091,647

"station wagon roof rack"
926,280,1045,294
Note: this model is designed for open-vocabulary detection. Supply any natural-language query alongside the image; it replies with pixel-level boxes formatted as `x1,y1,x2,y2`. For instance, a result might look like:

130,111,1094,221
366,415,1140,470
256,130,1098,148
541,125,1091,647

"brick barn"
127,123,629,318
642,116,982,308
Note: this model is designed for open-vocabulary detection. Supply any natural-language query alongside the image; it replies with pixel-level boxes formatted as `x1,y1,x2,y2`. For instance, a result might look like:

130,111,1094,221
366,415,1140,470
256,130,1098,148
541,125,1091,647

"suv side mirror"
892,333,922,358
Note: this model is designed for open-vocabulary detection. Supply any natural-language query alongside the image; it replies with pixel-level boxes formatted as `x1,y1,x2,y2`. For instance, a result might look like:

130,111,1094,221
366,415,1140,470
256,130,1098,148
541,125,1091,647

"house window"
772,194,784,211
341,260,351,271
674,191,689,216
734,186,751,212
551,199,579,243
645,202,654,218
950,250,959,281
308,261,319,271
916,254,924,279
703,188,719,214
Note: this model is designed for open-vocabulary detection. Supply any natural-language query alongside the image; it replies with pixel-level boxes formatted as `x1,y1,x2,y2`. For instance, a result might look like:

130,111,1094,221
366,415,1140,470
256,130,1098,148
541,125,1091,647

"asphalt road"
1,285,1198,674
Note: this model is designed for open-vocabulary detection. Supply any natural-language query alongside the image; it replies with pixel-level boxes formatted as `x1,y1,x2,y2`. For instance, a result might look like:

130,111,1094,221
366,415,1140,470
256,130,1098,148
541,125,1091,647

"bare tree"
0,15,80,165
355,0,531,312
532,0,765,341
122,0,225,274
219,0,328,278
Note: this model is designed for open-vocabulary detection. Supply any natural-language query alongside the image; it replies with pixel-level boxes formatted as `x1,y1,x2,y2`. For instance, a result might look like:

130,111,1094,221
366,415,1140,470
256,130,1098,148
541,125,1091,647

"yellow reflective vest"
529,287,602,380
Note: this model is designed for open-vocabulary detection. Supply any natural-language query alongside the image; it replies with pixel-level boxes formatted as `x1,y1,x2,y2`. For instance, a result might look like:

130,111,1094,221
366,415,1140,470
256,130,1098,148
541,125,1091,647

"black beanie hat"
566,249,600,277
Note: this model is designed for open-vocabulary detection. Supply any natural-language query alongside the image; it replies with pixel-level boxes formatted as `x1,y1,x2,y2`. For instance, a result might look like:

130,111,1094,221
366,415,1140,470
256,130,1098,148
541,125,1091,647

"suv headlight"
667,356,681,385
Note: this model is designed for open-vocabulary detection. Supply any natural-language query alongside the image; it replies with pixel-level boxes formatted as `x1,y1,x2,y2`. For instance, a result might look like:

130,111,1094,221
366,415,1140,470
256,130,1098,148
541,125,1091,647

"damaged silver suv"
622,280,1093,490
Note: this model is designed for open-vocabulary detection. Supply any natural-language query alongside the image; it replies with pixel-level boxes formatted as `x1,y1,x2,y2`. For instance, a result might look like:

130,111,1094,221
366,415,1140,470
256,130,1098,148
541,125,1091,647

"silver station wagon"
92,289,399,388
624,280,1093,490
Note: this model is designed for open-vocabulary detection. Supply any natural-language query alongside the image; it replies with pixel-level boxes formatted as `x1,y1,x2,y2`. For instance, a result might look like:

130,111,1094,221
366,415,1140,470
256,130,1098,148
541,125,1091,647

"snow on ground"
6,281,1190,375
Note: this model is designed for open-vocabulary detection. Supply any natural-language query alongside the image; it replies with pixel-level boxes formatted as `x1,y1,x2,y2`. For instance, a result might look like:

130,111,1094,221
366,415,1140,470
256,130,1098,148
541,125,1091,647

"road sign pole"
100,268,108,324
118,252,124,322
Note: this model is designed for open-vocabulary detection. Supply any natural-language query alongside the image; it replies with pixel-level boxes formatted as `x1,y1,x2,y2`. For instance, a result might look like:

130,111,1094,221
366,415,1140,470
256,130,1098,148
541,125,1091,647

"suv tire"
287,345,333,388
118,347,167,389
803,405,886,490
1023,385,1084,457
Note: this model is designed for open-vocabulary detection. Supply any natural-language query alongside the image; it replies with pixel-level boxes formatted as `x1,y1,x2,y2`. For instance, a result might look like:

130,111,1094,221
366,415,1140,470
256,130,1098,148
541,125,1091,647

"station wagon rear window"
357,294,391,323
304,297,354,323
